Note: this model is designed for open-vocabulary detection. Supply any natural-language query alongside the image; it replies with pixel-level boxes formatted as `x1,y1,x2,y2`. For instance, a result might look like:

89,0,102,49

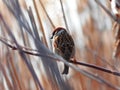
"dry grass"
0,0,120,90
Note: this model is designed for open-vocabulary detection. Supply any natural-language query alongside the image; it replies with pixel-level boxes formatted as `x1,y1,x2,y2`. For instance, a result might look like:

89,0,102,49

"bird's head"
51,27,66,39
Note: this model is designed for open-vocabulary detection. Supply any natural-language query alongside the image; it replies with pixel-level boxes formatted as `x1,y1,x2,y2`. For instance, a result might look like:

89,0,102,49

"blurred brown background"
0,0,119,90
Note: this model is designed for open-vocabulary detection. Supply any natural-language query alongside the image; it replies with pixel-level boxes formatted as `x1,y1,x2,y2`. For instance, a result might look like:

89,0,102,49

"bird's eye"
50,35,53,39
116,4,120,9
116,2,120,9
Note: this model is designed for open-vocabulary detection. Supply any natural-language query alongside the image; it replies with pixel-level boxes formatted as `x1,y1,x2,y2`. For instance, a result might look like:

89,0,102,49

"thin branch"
0,63,14,90
83,70,120,90
39,0,56,29
70,61,120,76
0,13,44,90
1,1,120,89
33,0,48,47
59,0,69,32
0,37,55,59
1,37,120,77
85,47,118,71
95,0,120,23
7,52,23,90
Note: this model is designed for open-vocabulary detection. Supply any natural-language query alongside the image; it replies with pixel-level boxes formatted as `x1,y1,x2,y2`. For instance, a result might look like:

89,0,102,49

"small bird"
51,27,75,74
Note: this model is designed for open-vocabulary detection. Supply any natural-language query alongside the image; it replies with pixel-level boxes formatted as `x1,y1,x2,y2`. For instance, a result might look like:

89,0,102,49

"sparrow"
51,27,75,74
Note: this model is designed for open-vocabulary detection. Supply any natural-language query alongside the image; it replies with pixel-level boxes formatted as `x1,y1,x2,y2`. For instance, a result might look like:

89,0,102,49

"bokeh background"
0,0,119,90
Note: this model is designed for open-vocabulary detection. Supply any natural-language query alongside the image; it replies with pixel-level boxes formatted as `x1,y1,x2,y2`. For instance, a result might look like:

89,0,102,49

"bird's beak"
50,35,53,39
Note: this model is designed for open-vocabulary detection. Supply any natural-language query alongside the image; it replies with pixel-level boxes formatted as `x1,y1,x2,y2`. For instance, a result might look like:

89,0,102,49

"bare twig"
1,0,120,89
1,37,120,77
95,0,120,23
0,36,55,59
0,13,44,90
59,0,69,32
39,0,56,29
0,62,14,90
33,0,48,47
70,61,120,76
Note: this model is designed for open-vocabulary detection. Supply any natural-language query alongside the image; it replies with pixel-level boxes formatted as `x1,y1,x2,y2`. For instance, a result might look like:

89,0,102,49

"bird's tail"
62,64,69,74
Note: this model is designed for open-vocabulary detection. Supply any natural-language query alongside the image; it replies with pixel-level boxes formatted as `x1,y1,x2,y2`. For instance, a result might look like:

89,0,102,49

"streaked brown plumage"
51,27,75,74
